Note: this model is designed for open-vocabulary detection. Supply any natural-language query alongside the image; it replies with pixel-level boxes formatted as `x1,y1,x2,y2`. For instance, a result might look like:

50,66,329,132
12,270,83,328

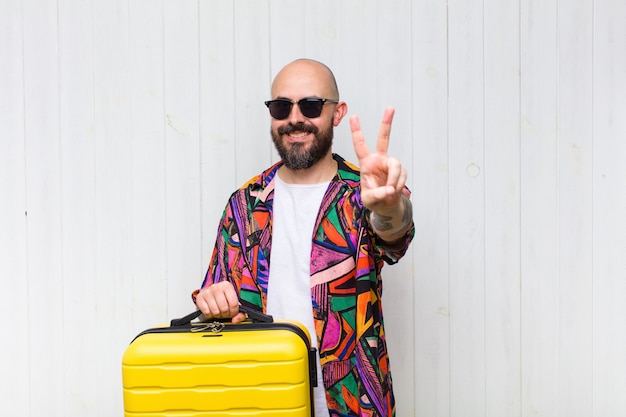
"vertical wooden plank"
303,0,340,65
163,0,202,316
57,0,98,414
483,1,521,416
520,1,560,416
328,0,378,161
373,1,416,415
557,1,594,416
412,1,451,416
592,1,626,415
269,0,305,64
128,0,168,328
233,0,272,184
447,0,486,415
0,1,30,413
374,0,413,163
22,0,65,414
302,0,358,160
92,0,133,414
198,0,238,272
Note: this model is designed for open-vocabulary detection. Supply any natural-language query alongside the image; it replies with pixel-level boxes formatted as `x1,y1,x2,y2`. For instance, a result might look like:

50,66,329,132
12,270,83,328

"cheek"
270,121,284,135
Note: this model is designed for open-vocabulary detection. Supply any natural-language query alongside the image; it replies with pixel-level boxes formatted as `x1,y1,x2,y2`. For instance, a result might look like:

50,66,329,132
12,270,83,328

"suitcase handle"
170,301,274,327
239,301,274,323
170,309,203,327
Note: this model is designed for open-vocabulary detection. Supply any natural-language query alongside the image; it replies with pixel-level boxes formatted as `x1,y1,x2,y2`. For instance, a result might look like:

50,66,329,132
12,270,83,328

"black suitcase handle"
170,300,274,327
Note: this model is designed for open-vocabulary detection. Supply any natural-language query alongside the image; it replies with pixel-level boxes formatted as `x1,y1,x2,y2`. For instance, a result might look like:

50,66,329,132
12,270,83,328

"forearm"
369,194,414,242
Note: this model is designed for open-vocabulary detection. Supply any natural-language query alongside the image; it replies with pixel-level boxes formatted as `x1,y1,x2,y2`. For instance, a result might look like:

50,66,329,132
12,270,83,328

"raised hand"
350,107,408,214
350,107,413,241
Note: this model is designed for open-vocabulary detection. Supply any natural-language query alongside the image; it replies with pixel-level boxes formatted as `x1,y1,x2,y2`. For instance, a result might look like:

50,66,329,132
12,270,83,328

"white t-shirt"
266,174,331,417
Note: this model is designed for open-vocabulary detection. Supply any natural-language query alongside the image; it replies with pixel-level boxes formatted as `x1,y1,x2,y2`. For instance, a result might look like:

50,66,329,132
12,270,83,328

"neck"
278,153,337,184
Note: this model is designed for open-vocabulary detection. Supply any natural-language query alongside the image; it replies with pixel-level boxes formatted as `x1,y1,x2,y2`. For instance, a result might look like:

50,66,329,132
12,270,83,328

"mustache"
277,122,318,135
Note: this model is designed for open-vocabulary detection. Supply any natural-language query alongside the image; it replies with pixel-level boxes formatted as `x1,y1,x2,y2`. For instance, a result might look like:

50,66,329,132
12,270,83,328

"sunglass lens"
299,99,324,118
268,101,292,120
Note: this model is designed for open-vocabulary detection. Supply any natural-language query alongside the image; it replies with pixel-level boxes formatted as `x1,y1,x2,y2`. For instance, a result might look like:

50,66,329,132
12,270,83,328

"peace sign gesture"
350,107,413,241
351,107,409,213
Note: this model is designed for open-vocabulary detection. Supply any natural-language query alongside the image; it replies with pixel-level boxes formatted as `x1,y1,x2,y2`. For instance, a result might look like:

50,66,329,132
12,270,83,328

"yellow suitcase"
122,306,317,416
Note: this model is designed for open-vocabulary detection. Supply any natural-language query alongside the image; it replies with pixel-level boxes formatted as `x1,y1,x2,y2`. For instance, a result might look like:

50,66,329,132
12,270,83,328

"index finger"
350,114,371,161
375,107,395,155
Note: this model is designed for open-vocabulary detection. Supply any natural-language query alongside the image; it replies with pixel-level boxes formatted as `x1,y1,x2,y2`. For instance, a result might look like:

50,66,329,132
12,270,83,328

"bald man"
192,59,415,416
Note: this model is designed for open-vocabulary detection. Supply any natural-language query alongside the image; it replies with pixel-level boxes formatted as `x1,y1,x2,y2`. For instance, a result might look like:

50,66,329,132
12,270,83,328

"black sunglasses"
264,97,339,120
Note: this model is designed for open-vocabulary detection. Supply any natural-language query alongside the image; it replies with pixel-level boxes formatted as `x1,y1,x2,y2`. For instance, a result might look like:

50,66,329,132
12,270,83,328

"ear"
333,101,348,126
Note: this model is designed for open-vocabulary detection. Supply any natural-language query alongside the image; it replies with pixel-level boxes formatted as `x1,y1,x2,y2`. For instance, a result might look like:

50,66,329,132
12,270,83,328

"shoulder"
226,160,282,206
221,162,279,226
238,160,282,191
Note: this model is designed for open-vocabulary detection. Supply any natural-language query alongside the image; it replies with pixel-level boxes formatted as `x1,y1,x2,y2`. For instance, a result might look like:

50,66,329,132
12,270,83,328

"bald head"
271,59,339,100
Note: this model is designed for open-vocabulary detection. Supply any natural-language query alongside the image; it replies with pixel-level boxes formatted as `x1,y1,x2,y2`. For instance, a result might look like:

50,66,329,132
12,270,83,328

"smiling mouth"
287,131,311,139
278,122,318,139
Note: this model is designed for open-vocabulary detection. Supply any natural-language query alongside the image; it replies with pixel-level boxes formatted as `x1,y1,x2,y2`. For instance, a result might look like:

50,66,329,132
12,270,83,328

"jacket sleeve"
191,200,238,304
191,191,266,310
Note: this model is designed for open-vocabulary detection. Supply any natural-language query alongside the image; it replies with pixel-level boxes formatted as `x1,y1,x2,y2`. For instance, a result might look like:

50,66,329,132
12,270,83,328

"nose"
287,101,306,124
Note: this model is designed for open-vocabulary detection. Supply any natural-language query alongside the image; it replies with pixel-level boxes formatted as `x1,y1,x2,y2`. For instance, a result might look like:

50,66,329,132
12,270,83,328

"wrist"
369,195,413,241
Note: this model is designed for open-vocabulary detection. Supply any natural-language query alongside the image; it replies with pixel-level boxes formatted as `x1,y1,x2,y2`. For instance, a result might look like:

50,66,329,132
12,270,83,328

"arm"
192,204,247,323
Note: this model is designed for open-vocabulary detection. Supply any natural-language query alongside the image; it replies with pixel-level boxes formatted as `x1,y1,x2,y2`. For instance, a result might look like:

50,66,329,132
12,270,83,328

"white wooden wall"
1,1,625,416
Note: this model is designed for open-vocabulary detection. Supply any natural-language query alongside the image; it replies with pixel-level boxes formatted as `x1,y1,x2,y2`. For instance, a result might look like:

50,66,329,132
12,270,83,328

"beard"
271,120,334,170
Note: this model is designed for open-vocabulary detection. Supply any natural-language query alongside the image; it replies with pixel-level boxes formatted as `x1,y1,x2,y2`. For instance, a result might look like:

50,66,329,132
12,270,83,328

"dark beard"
271,121,334,170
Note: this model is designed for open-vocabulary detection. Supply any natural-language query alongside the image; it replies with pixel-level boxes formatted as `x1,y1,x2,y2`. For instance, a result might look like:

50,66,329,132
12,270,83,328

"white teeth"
289,132,308,138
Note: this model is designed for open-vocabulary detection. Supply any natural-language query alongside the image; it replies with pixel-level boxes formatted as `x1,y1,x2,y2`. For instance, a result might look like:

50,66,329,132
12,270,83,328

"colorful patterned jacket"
193,153,415,416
